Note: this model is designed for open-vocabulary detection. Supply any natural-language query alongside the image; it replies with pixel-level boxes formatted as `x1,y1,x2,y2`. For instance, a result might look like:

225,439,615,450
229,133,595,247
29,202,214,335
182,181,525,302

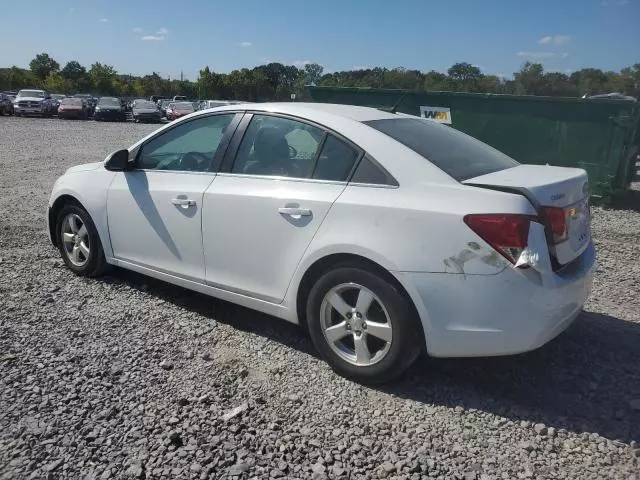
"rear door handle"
172,198,196,207
278,207,312,217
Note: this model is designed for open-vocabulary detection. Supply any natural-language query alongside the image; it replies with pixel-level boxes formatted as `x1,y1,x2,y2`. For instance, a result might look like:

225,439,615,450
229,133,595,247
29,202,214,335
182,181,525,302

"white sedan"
47,103,595,383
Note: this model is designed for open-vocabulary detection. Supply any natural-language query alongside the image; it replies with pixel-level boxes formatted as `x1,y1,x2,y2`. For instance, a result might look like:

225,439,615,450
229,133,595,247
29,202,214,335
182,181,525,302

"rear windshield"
364,118,519,181
61,98,83,106
173,102,194,110
99,97,120,106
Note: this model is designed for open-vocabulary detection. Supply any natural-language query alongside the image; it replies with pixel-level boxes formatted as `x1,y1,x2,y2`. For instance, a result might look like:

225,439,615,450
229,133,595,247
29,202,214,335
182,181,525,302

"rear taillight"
464,214,536,265
540,206,568,244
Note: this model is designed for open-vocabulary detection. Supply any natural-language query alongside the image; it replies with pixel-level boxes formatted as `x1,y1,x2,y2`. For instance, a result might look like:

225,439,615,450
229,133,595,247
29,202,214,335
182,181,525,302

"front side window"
232,115,324,178
137,114,234,172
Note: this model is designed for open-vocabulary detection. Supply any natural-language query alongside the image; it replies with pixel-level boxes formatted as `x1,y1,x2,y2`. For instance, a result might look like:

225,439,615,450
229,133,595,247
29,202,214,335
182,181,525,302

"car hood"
16,97,45,102
98,106,122,110
65,162,104,174
134,108,159,114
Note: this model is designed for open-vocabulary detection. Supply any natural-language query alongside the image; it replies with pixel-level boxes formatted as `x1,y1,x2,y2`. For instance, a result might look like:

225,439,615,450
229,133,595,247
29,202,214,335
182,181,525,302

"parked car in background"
0,93,14,115
50,93,67,112
46,103,595,383
158,99,173,117
94,97,126,121
132,100,162,123
173,95,188,101
202,100,234,109
73,94,97,117
166,101,195,121
14,89,55,117
57,97,88,119
150,95,167,103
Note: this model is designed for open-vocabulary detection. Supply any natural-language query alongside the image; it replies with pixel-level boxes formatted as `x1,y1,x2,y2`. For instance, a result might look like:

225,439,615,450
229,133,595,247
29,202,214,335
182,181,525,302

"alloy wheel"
61,213,90,267
320,283,393,366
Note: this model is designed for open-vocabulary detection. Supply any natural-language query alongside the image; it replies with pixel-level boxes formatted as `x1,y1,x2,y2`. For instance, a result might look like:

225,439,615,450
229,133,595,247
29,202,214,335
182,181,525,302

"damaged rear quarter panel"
306,182,535,275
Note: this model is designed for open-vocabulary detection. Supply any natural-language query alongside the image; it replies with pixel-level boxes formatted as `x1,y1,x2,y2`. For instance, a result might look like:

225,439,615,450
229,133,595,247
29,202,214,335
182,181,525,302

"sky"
1,0,639,81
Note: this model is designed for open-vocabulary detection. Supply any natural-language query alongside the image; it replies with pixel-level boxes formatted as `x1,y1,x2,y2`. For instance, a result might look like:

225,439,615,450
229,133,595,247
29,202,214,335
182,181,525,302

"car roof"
203,102,399,122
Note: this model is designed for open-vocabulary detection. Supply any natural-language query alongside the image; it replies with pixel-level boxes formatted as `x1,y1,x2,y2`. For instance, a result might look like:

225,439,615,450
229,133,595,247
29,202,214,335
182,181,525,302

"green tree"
88,62,117,94
43,72,71,93
29,53,60,83
513,62,545,95
423,70,448,90
447,62,483,91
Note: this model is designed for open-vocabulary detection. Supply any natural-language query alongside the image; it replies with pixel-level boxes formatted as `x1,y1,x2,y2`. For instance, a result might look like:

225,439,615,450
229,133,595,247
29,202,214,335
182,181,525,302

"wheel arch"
295,253,426,350
48,194,86,247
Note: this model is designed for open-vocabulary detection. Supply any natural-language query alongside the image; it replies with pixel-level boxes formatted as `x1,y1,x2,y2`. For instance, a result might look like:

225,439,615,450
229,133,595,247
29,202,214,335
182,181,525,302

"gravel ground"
1,116,639,480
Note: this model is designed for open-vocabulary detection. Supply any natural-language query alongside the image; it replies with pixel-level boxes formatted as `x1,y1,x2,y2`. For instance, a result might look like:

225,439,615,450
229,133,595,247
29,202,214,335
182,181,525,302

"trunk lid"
463,164,590,266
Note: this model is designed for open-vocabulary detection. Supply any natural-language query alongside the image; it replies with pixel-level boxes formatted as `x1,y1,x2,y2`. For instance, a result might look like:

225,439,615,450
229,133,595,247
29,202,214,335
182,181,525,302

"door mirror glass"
105,149,130,171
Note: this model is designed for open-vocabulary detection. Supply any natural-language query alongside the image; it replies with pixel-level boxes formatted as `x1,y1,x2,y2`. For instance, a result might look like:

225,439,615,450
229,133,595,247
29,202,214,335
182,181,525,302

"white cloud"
538,35,570,45
99,18,108,23
132,27,143,33
156,27,169,35
239,41,253,47
561,52,569,58
517,51,556,59
293,60,312,68
351,65,370,70
141,35,164,41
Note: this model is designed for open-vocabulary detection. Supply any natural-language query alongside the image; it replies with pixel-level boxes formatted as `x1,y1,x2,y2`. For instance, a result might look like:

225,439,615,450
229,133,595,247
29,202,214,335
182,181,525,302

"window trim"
221,111,365,183
132,111,243,173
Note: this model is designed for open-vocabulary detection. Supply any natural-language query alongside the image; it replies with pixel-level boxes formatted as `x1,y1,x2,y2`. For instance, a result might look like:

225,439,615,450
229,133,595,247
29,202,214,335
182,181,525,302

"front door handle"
278,207,312,217
172,198,196,207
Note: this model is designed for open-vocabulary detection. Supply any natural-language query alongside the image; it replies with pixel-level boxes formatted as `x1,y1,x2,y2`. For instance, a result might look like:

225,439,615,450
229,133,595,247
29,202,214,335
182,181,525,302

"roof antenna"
379,92,408,114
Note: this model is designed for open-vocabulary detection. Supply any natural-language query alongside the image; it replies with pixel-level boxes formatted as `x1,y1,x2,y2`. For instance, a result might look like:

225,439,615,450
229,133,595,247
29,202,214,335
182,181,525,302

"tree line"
1,52,638,101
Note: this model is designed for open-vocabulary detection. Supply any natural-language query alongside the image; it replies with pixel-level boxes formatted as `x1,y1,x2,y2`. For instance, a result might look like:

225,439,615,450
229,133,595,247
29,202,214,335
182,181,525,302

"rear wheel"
56,204,109,277
307,266,422,384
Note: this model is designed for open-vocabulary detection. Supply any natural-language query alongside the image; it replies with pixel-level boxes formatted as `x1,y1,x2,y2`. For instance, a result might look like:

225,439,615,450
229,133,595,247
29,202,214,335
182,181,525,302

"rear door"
202,113,362,303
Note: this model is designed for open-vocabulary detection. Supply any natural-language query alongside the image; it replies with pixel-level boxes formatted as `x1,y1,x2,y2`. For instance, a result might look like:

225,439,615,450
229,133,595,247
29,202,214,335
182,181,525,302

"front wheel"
56,204,109,277
307,267,422,384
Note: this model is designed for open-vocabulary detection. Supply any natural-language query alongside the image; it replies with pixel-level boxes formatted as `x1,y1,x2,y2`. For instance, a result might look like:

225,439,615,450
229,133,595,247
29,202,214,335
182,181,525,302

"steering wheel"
179,151,209,171
288,145,298,159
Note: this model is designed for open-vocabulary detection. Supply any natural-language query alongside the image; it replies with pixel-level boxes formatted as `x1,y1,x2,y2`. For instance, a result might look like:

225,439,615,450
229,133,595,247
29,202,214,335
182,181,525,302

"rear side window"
364,118,518,181
312,135,359,181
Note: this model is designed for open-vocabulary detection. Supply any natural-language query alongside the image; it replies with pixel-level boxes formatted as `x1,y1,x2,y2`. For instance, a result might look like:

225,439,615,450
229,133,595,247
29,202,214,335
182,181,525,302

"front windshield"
18,90,45,98
99,98,121,106
173,102,194,110
61,98,83,106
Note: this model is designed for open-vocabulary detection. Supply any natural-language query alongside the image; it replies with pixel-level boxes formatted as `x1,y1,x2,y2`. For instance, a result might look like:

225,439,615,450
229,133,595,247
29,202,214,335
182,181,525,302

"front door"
202,113,361,302
107,113,237,281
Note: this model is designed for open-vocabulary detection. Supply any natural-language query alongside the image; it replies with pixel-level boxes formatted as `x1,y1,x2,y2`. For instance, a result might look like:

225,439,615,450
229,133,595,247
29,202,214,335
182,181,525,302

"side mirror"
105,149,131,171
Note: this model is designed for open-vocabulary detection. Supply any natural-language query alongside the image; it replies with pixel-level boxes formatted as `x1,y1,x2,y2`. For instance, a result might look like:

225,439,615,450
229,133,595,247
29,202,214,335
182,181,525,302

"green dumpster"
308,86,640,202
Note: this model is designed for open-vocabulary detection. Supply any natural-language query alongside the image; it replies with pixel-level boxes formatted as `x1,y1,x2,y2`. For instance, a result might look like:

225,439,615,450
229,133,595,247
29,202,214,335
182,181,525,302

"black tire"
306,266,422,384
55,203,109,277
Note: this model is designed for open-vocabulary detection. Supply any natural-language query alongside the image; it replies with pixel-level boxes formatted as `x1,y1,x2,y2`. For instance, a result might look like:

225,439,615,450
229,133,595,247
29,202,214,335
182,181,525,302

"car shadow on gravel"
104,269,639,444
391,311,640,444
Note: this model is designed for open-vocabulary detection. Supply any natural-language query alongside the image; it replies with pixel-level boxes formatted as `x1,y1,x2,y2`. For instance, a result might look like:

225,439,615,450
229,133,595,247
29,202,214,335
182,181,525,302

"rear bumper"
134,115,162,123
59,111,85,118
95,111,125,121
395,241,596,357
